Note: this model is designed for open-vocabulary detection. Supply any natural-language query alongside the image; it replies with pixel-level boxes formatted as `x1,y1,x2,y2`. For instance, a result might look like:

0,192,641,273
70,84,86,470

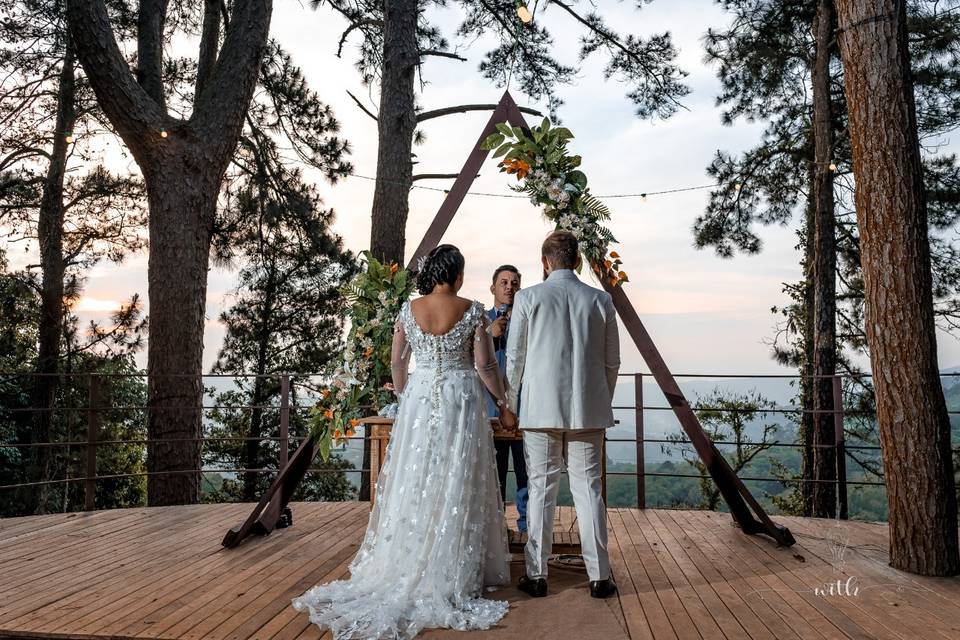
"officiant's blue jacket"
486,307,518,417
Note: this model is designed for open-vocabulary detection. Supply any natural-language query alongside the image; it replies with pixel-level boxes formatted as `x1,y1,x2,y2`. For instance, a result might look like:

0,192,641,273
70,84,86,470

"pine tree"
65,0,273,505
208,115,355,501
697,0,960,517
835,0,958,577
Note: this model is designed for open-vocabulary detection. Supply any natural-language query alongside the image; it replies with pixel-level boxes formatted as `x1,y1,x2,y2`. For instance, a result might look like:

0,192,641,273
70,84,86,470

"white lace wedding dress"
292,299,511,639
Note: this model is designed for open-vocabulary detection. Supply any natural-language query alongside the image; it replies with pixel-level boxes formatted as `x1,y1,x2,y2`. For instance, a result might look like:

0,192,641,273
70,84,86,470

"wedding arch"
223,89,795,549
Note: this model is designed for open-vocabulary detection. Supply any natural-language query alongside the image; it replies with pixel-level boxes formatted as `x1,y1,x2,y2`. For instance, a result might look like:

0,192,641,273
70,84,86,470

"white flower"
378,291,389,304
546,184,564,200
370,318,381,328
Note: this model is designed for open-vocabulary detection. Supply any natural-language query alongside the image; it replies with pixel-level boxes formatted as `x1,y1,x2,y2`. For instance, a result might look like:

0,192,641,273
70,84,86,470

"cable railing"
2,370,958,519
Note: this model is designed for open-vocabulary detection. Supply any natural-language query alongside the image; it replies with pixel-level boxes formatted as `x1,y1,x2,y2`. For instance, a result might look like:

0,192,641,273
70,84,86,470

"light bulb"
65,133,74,143
160,129,168,138
733,182,742,192
829,162,837,171
517,3,533,23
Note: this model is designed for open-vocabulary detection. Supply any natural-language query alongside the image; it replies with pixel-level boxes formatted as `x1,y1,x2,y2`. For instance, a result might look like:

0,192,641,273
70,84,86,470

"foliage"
661,387,778,510
307,252,415,460
315,0,689,120
481,118,626,286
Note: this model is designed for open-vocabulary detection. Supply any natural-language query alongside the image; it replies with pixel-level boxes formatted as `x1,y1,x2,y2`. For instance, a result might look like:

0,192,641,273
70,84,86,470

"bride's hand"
499,407,518,430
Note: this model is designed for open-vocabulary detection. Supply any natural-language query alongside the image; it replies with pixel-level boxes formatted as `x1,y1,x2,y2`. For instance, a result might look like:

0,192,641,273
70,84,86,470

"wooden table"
359,417,607,554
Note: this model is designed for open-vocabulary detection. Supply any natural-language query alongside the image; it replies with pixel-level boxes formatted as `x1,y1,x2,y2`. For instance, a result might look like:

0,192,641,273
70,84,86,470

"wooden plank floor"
2,503,960,640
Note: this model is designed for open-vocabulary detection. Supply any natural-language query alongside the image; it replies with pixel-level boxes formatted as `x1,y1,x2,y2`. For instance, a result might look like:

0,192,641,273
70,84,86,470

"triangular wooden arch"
223,90,795,549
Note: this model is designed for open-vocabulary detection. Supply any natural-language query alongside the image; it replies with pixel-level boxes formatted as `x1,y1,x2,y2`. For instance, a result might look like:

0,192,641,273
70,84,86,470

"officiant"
488,265,529,532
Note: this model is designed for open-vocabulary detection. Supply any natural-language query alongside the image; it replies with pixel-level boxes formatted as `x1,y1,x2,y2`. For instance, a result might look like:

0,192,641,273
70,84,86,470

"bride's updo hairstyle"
416,244,465,295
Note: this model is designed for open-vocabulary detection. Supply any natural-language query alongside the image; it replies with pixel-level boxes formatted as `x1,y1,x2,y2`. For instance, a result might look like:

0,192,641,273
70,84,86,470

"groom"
505,230,620,599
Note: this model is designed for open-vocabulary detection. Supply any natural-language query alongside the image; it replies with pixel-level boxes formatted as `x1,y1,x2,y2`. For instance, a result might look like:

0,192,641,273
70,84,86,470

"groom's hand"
490,315,509,338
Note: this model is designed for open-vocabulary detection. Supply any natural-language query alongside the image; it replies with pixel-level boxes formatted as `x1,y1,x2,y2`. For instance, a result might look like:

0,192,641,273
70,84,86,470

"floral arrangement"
307,251,414,460
481,118,628,287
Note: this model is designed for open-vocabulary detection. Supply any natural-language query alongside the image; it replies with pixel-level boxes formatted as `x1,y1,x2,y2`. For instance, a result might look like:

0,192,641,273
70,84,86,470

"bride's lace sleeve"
390,315,411,396
474,314,509,409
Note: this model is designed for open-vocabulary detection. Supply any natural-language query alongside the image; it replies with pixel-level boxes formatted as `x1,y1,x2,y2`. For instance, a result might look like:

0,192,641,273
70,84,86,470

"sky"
12,0,960,377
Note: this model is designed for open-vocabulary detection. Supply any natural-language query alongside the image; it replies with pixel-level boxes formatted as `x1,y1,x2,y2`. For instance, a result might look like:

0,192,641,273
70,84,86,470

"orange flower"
390,263,399,275
610,251,620,259
333,429,343,439
349,418,360,427
324,408,334,420
322,389,331,398
346,428,356,438
363,347,374,358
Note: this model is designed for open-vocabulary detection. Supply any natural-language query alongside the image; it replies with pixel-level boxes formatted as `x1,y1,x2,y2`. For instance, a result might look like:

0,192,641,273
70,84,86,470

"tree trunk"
144,155,219,506
30,41,77,515
244,259,276,501
362,0,418,501
67,0,273,506
801,149,816,518
369,0,418,265
810,0,838,519
835,0,959,575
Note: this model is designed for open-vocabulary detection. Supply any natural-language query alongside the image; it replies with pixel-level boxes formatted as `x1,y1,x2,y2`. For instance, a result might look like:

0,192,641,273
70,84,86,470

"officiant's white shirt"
505,269,620,430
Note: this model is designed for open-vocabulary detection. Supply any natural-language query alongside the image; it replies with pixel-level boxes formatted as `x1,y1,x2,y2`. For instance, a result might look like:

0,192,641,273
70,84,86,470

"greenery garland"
307,252,414,459
481,117,628,286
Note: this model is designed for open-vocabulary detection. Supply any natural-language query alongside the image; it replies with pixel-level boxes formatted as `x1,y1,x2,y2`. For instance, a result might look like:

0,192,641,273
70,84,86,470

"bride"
292,244,519,639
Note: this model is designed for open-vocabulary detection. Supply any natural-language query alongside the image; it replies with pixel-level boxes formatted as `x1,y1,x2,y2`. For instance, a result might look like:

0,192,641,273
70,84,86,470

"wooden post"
635,373,645,509
279,375,290,469
833,375,848,520
85,375,103,511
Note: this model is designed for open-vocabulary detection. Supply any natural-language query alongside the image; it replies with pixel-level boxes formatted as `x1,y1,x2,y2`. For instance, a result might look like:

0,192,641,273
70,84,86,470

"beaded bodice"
399,300,485,371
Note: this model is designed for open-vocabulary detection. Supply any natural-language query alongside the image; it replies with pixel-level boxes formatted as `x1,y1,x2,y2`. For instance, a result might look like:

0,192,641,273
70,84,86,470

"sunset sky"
12,0,960,377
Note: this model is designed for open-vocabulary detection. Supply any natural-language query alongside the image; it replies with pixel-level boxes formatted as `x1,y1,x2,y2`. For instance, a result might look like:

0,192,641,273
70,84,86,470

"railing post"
635,373,645,509
832,374,848,520
85,374,103,511
279,374,290,469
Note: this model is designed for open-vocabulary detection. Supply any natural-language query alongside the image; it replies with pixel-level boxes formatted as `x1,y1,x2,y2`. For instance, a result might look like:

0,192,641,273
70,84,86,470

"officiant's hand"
499,407,518,430
490,315,509,338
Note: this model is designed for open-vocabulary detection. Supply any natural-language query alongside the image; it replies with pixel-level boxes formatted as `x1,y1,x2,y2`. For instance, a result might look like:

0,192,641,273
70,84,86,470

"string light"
159,128,168,138
64,132,74,144
733,182,742,192
829,161,837,171
517,1,533,23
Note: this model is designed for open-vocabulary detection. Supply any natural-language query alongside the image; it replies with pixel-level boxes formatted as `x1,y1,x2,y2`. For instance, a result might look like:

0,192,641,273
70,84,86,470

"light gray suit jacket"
505,269,620,430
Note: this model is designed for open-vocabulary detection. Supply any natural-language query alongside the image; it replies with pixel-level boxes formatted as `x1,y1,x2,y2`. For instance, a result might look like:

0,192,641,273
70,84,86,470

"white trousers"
522,428,610,581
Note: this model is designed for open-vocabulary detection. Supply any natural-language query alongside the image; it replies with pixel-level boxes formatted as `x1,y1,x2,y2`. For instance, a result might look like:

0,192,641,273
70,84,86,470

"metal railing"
2,370,958,518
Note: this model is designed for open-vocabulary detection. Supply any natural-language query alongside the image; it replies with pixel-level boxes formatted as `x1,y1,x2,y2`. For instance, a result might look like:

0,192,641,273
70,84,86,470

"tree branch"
191,0,274,158
347,90,378,121
66,0,166,159
419,50,467,62
196,0,222,99
411,173,475,182
416,103,543,123
136,0,169,110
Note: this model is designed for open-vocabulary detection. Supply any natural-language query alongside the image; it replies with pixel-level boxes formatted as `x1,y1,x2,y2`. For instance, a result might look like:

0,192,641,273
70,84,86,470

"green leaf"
568,170,588,190
318,431,331,462
492,142,513,158
554,127,574,141
495,123,514,138
541,117,551,132
480,132,505,150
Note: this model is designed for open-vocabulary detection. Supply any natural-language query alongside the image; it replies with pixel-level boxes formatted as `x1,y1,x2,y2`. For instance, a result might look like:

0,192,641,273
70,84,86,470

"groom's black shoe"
589,578,617,599
518,575,548,598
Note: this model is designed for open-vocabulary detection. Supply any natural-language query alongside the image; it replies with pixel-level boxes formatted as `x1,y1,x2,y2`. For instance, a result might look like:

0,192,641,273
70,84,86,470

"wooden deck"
2,502,960,640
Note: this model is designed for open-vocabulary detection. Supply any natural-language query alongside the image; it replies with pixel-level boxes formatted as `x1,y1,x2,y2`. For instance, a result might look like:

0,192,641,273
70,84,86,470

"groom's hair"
492,265,521,283
542,231,579,270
